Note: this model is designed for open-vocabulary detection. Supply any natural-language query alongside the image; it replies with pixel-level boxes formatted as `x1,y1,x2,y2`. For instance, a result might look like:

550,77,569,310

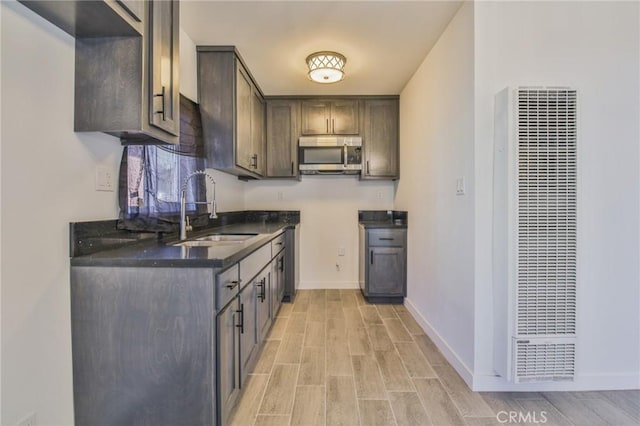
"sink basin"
172,233,259,248
196,234,258,242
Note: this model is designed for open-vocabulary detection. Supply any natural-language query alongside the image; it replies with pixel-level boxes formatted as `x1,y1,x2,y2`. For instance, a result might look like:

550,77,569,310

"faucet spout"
180,170,217,240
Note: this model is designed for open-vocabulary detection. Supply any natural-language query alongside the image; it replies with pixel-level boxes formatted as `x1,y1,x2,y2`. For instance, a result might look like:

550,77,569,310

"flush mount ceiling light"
306,51,346,84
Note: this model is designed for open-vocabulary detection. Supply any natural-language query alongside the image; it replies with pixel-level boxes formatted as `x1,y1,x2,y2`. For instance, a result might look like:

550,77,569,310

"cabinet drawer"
216,264,240,310
271,233,285,256
368,229,406,247
240,243,271,286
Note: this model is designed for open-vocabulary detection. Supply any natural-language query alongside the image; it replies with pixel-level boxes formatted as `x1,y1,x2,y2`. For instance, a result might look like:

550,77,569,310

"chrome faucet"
180,170,218,240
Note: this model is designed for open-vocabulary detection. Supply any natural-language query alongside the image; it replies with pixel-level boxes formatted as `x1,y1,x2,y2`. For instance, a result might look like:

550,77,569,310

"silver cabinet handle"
236,304,244,333
225,280,240,290
154,85,166,121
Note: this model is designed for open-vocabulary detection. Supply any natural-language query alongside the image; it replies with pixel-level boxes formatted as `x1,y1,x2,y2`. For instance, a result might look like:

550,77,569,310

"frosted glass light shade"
306,51,346,84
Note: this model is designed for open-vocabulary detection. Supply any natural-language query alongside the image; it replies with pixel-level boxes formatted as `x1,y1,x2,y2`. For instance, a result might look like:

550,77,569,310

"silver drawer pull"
226,280,240,290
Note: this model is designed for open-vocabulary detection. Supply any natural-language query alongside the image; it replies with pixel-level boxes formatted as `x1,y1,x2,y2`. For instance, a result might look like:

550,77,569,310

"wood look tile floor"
229,290,640,426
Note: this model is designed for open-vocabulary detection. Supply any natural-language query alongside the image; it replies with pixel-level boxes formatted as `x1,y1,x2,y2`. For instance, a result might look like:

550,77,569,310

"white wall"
245,177,394,288
473,1,640,390
179,27,247,212
394,1,476,378
1,3,122,424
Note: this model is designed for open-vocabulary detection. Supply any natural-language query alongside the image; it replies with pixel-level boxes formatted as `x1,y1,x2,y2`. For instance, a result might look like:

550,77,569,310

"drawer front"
216,264,240,310
240,243,271,286
368,229,406,247
271,233,286,256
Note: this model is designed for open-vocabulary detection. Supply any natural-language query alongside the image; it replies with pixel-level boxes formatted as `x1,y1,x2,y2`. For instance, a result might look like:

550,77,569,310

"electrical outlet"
277,191,284,201
338,246,345,256
18,412,36,426
376,191,383,200
95,165,114,192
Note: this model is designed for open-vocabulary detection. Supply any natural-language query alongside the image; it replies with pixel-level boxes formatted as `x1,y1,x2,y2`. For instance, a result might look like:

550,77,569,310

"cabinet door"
217,298,240,426
277,253,285,303
239,282,257,380
266,100,298,177
362,99,399,179
368,247,405,295
251,91,266,175
236,65,253,171
148,0,179,136
301,100,330,135
256,270,271,342
331,100,359,135
271,252,285,316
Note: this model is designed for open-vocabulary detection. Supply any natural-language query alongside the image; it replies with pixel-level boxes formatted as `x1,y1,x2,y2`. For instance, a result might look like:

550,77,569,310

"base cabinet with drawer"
71,226,296,426
359,227,407,303
215,232,289,425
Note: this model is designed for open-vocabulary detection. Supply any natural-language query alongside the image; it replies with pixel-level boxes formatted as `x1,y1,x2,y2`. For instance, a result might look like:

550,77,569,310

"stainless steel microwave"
298,136,362,175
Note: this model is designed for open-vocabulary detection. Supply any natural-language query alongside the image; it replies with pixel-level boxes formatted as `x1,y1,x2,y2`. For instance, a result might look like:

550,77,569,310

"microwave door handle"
343,145,348,168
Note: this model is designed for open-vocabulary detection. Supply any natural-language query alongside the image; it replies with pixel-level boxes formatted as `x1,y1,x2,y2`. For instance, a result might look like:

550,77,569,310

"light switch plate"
456,177,466,195
95,166,114,192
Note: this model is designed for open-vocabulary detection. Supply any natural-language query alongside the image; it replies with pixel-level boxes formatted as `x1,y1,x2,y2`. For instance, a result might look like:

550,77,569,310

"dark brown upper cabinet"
21,0,179,145
148,0,180,138
301,99,359,135
18,0,144,37
197,47,266,179
265,100,299,179
361,98,399,180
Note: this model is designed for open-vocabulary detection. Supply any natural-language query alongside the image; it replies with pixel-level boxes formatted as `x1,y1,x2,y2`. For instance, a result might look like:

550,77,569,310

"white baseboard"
404,297,475,387
472,372,640,392
298,281,359,290
405,299,640,392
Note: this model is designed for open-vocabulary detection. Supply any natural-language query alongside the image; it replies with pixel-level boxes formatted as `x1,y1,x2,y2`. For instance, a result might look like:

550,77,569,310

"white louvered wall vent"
493,87,577,383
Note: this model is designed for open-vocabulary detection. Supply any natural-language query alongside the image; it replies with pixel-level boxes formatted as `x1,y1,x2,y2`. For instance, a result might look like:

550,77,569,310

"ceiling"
180,1,463,96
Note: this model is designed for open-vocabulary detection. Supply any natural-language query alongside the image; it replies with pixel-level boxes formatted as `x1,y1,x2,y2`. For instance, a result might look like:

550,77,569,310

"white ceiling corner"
180,0,463,96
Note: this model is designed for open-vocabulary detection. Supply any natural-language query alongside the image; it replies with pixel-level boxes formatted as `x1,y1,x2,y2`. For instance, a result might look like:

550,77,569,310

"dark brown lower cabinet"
217,296,240,426
359,227,407,303
255,266,272,344
71,267,215,426
71,230,295,426
271,250,285,316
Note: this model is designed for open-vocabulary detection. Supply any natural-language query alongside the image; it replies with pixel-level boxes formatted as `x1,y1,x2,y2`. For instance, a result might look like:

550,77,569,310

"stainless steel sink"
196,234,257,242
172,233,259,247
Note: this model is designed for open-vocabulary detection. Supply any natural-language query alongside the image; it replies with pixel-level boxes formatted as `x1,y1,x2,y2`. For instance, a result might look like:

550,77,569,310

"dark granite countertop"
358,210,408,229
70,211,299,269
358,221,408,229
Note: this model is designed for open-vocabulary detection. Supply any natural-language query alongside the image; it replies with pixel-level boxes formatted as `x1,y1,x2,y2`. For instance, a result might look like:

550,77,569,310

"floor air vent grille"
515,339,576,382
